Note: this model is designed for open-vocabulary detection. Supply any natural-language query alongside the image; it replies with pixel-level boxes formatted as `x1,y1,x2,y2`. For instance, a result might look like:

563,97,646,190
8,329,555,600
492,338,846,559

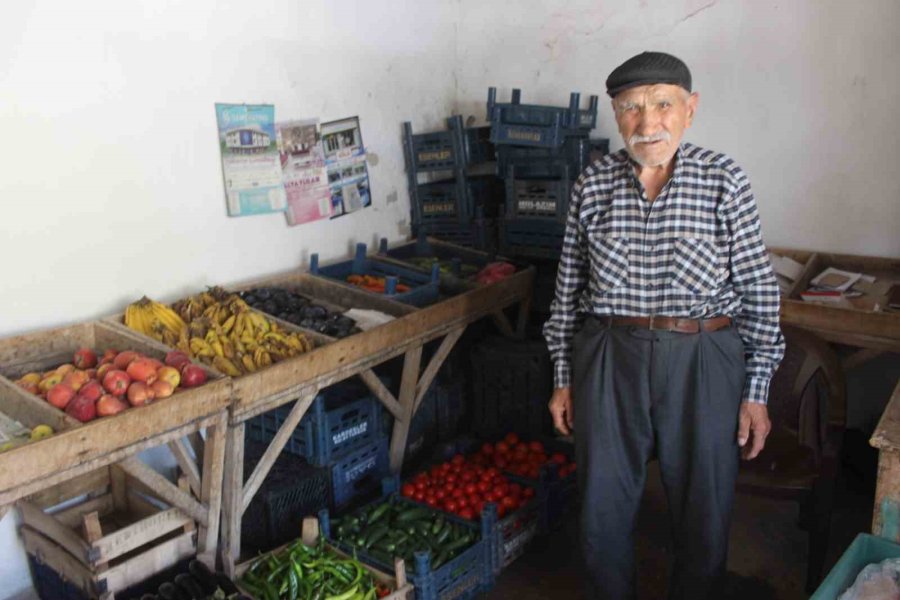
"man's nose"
637,107,661,134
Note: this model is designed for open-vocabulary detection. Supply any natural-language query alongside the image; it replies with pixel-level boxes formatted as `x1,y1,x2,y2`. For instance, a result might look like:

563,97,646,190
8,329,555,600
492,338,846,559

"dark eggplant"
174,573,206,599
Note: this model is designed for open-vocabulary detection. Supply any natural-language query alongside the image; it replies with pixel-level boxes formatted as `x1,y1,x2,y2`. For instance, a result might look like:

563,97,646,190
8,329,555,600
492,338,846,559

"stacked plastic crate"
403,115,500,251
487,87,609,260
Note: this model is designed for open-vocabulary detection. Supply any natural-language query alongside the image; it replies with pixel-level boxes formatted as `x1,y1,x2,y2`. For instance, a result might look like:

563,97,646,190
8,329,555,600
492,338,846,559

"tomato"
459,508,475,521
509,483,522,497
497,504,507,519
476,480,490,494
431,465,443,478
504,432,520,446
414,480,427,491
501,495,518,510
472,500,485,515
451,454,465,466
446,473,458,484
528,441,544,453
469,493,482,505
456,496,469,508
494,456,508,469
550,452,567,465
481,442,494,455
495,441,510,454
461,470,475,483
495,483,509,497
435,488,447,500
414,490,425,502
426,496,439,508
522,487,535,499
514,442,529,456
484,468,499,480
401,483,416,497
445,499,458,513
452,487,465,498
463,482,477,496
527,466,541,479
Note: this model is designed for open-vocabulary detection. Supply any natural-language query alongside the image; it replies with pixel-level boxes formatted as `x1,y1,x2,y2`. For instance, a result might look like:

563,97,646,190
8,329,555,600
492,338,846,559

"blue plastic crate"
412,175,501,224
489,494,544,574
310,243,441,307
403,116,468,173
413,215,497,253
246,382,384,467
320,494,495,600
504,166,573,223
464,126,495,165
330,436,391,509
487,87,599,148
496,136,609,179
378,236,502,278
499,217,566,259
812,533,900,599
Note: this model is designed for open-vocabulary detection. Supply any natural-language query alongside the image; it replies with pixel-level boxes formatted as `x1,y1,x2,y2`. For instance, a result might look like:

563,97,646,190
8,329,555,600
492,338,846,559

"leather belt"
608,315,732,334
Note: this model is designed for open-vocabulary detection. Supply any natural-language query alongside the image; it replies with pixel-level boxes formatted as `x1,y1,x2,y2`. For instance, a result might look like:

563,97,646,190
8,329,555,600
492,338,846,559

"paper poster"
215,103,287,217
321,116,372,217
277,119,333,226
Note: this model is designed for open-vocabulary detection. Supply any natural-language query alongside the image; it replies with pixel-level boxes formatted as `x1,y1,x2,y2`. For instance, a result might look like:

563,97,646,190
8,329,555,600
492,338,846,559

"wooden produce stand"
869,380,900,539
771,247,900,356
210,262,534,576
0,320,232,583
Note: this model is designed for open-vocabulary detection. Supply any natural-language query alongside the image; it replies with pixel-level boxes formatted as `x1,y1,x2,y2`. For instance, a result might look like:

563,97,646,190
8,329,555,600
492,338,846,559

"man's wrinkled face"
612,84,698,168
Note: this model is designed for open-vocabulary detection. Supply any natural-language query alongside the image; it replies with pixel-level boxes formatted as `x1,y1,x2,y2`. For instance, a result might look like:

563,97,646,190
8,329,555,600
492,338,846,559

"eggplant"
174,573,206,599
187,560,219,594
158,582,191,600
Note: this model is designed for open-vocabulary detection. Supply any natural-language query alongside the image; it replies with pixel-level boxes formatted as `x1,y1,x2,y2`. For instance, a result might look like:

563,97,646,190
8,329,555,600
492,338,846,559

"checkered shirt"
543,143,785,404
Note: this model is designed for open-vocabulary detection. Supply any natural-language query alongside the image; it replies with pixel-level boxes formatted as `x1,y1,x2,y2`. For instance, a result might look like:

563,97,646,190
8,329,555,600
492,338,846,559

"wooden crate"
0,321,230,503
771,247,900,348
19,465,197,599
234,518,414,600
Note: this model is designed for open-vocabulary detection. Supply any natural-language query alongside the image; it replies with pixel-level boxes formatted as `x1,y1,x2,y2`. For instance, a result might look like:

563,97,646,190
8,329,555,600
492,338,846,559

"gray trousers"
572,317,746,600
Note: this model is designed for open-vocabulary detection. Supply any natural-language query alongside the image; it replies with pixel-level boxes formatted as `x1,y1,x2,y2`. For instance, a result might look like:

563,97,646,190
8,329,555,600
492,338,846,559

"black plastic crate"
470,336,555,439
487,87,599,148
498,218,566,260
242,439,332,553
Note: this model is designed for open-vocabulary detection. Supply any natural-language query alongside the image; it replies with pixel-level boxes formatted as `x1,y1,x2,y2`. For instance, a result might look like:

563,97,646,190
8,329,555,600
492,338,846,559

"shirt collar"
626,143,685,187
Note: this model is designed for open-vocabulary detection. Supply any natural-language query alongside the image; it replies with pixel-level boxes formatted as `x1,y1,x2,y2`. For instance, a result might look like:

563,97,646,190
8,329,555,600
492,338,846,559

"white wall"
0,1,459,594
455,0,900,256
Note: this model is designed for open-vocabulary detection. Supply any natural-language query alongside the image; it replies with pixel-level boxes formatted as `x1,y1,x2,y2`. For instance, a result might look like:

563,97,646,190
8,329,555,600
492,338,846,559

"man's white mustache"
629,132,671,145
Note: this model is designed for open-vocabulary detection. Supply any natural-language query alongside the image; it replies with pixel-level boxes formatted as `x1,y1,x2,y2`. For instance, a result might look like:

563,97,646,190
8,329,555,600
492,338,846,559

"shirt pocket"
586,227,629,293
671,238,719,295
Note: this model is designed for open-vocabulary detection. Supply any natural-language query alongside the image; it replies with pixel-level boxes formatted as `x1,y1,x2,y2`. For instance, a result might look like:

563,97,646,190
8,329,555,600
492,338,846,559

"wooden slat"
389,347,423,473
92,507,192,564
169,437,202,498
52,495,115,529
188,432,205,468
127,490,165,521
490,310,515,338
17,499,93,565
21,526,97,595
198,411,227,563
26,468,110,510
81,511,107,570
221,422,245,578
784,252,821,300
843,348,885,371
359,370,404,421
109,464,128,513
98,530,196,593
413,326,464,412
241,390,318,515
118,457,208,526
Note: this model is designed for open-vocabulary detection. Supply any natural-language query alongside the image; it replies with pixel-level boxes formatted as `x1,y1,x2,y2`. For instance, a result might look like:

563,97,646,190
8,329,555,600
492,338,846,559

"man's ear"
685,92,699,127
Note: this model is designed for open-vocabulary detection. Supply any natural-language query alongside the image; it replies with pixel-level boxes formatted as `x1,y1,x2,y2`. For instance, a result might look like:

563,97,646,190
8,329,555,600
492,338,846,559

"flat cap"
606,51,692,97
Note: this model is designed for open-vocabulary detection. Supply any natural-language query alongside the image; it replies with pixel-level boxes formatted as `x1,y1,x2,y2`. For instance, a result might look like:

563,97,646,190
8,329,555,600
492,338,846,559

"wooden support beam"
359,370,404,421
241,390,318,516
843,348,885,371
81,511,107,570
169,438,202,499
118,457,208,527
198,411,227,565
490,310,515,338
389,347,423,473
17,499,93,564
221,422,244,578
515,292,532,339
413,327,464,412
188,432,205,467
109,464,128,513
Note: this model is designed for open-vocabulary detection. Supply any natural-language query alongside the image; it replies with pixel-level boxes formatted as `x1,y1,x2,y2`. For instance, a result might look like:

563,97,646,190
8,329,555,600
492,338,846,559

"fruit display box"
310,243,442,307
320,494,495,600
498,217,566,260
377,236,511,282
487,87,599,148
0,321,230,500
811,533,900,599
412,216,497,254
18,465,198,599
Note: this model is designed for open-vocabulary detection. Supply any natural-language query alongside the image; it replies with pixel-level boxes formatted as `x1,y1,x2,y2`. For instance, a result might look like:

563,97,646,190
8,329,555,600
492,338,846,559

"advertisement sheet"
277,119,332,226
321,116,371,217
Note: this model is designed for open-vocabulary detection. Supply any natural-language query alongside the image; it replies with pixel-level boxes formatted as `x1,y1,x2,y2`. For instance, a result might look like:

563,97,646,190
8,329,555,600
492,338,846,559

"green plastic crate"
810,533,900,599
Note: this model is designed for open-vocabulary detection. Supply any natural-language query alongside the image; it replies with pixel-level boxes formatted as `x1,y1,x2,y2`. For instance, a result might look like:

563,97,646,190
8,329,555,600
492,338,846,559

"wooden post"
221,422,244,578
169,437,202,499
413,326,464,412
81,511,107,572
389,347,423,473
197,411,227,568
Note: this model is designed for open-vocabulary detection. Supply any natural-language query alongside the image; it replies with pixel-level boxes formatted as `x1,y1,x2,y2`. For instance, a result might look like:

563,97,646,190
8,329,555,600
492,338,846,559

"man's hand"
549,387,574,436
737,402,770,460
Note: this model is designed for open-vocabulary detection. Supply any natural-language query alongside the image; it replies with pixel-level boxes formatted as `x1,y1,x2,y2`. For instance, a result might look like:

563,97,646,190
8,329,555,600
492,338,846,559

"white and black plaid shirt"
543,143,785,404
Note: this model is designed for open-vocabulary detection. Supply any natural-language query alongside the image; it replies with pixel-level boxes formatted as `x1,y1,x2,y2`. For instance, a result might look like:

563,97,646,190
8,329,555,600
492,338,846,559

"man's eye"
658,101,671,109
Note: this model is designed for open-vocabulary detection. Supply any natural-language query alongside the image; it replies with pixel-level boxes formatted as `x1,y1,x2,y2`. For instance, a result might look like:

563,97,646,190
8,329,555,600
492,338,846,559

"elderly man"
544,51,785,599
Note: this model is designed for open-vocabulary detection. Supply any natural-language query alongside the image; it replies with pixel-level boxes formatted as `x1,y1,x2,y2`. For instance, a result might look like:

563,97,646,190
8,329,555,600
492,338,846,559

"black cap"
606,51,692,97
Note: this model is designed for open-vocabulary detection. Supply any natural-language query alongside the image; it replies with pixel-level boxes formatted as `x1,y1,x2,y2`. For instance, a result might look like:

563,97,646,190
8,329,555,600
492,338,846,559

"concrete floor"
489,449,874,600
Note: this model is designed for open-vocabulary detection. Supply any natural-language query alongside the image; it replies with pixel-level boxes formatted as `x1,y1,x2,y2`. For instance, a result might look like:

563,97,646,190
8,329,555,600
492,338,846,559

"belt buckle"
648,315,657,330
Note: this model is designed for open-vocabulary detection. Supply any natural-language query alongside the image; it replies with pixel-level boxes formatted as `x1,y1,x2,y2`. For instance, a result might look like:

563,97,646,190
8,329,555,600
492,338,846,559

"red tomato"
414,480,427,491
527,466,541,479
459,508,475,521
497,504,507,519
528,441,544,453
481,442,494,455
501,495,518,510
426,496,439,508
494,456,508,469
522,487,535,499
514,443,529,456
457,496,469,508
484,468,499,480
430,465,443,478
461,470,475,483
446,474,458,485
476,480,490,494
504,432,520,446
495,441,510,454
401,484,416,497
452,487,465,498
464,483,478,495
435,488,447,500
472,500,485,515
451,454,465,466
414,491,425,502
551,453,567,465
445,499,458,513
509,483,522,497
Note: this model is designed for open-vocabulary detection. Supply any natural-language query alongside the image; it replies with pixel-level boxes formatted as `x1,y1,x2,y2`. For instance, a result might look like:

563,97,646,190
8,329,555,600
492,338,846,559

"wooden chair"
736,325,847,593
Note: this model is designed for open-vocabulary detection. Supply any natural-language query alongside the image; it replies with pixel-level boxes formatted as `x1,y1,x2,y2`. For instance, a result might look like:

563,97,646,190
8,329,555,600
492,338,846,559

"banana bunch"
173,288,313,376
125,296,189,350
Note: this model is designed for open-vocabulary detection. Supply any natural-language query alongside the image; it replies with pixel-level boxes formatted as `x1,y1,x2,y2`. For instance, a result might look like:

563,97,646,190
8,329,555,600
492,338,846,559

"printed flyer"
276,118,332,226
321,116,371,217
215,103,287,217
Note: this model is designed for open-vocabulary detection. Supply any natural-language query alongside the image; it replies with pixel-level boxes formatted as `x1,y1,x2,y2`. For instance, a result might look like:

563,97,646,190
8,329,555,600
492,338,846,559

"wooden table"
217,266,534,575
869,380,900,539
